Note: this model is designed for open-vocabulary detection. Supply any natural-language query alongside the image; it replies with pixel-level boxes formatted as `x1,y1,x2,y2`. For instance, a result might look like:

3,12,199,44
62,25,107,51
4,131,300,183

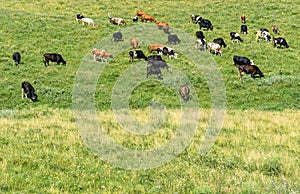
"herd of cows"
16,11,290,102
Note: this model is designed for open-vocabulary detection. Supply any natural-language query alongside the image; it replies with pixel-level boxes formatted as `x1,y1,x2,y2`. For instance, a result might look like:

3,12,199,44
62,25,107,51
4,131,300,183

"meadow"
0,0,299,193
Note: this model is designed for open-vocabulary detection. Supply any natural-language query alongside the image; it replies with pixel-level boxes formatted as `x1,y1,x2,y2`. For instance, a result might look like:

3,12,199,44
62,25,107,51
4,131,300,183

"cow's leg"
22,89,24,99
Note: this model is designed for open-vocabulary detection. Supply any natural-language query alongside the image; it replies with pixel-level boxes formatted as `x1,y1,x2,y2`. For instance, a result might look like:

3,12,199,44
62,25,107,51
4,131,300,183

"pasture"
0,0,299,193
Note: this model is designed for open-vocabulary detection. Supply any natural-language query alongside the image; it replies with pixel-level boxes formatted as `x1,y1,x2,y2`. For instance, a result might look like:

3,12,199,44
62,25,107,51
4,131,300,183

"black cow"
179,85,190,102
112,32,123,42
273,37,289,48
22,81,38,102
132,16,138,22
230,32,243,42
195,31,205,39
146,55,163,61
241,25,248,34
213,38,227,48
233,55,254,66
147,65,162,79
199,18,213,31
190,15,202,24
129,50,147,62
12,52,21,66
148,59,170,71
167,34,181,44
237,64,264,79
43,53,66,66
75,14,85,22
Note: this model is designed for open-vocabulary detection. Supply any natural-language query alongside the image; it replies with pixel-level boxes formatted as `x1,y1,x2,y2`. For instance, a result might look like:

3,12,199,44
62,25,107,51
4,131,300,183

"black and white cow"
12,52,21,66
273,37,289,48
43,53,66,66
195,38,206,51
112,32,123,42
75,14,85,22
195,31,205,39
230,32,243,42
129,50,147,62
167,34,181,44
233,55,254,66
148,58,170,71
157,47,178,59
241,25,248,34
256,29,271,41
147,65,163,79
199,18,213,31
213,38,227,48
190,15,202,24
22,81,38,102
132,16,138,22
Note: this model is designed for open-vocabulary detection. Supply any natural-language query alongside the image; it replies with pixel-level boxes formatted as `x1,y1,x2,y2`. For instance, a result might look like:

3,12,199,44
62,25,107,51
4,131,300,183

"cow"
136,11,146,16
199,18,213,31
91,48,113,62
190,15,202,24
213,38,227,48
81,18,95,26
273,37,289,48
148,58,170,71
43,53,66,66
22,81,38,102
129,50,147,62
156,21,170,34
112,32,123,42
146,55,163,61
236,64,264,79
195,38,206,51
241,15,246,23
241,25,248,34
233,55,254,66
132,16,138,22
256,30,271,42
167,34,181,44
109,17,126,26
141,14,156,22
130,38,139,49
179,85,190,102
12,52,21,66
207,42,222,56
272,25,280,34
157,47,178,59
149,44,165,53
195,31,205,39
230,32,243,42
75,14,85,22
147,65,163,79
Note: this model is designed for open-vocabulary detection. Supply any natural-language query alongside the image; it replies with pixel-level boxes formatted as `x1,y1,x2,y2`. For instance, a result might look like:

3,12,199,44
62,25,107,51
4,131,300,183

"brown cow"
156,21,170,33
141,14,156,22
149,44,165,53
92,48,113,62
136,11,146,16
241,15,246,23
272,25,280,34
130,38,139,49
236,64,264,79
109,17,126,26
179,85,190,102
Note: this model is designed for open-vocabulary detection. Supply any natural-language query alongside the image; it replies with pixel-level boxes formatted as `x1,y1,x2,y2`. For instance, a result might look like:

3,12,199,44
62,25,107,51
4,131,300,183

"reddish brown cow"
130,38,139,49
241,15,246,23
149,44,165,53
136,11,146,16
141,14,156,22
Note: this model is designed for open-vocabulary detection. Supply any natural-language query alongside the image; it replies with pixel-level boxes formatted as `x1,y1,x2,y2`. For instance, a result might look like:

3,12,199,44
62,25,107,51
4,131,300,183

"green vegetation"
0,0,299,193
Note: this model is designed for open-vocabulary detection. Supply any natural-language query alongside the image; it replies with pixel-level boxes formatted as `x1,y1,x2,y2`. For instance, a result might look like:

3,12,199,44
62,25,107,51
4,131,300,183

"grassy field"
0,0,300,193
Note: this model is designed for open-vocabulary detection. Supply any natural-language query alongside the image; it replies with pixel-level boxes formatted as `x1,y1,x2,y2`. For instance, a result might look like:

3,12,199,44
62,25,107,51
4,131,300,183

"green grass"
0,0,300,193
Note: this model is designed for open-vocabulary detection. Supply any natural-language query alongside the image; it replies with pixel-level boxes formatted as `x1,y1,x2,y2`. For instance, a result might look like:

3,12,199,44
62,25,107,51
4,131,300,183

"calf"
230,32,243,42
272,25,279,34
179,85,190,102
199,18,213,31
190,15,202,24
112,32,123,42
129,50,147,62
141,14,156,22
241,15,246,23
148,58,170,71
43,53,66,66
109,17,126,26
12,52,21,66
81,18,95,26
130,38,139,49
147,65,162,79
207,42,222,56
273,37,289,48
241,25,248,34
195,38,206,51
237,64,264,79
233,55,254,66
22,81,38,102
195,31,205,39
92,48,113,62
75,14,85,22
213,38,227,48
167,34,181,44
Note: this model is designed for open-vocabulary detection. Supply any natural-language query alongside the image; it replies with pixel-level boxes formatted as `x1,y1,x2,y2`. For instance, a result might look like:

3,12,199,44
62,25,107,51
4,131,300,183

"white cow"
207,42,222,56
82,18,96,26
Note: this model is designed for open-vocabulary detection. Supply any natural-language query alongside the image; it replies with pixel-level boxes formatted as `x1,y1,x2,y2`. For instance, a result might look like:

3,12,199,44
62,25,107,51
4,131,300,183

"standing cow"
13,52,21,66
43,53,66,66
22,81,38,102
129,50,147,62
179,85,190,102
273,37,289,48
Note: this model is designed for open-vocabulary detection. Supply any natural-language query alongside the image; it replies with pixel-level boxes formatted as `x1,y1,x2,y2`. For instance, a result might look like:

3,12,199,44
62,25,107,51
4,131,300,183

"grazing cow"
241,15,246,23
148,58,170,71
230,32,243,42
43,53,66,66
156,22,170,34
147,65,162,79
256,30,271,42
92,48,113,62
272,25,280,34
12,52,21,66
236,64,264,79
157,47,178,59
190,15,202,24
132,16,138,22
241,25,248,34
233,55,254,66
136,11,146,16
141,14,156,22
75,14,85,22
199,18,213,31
146,55,163,61
109,17,126,26
207,42,222,56
195,38,206,51
149,44,165,53
213,38,227,48
167,34,181,44
195,31,205,39
179,85,190,102
273,37,289,48
130,38,139,49
22,81,38,102
260,28,269,32
81,18,95,26
112,32,123,42
129,50,147,62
